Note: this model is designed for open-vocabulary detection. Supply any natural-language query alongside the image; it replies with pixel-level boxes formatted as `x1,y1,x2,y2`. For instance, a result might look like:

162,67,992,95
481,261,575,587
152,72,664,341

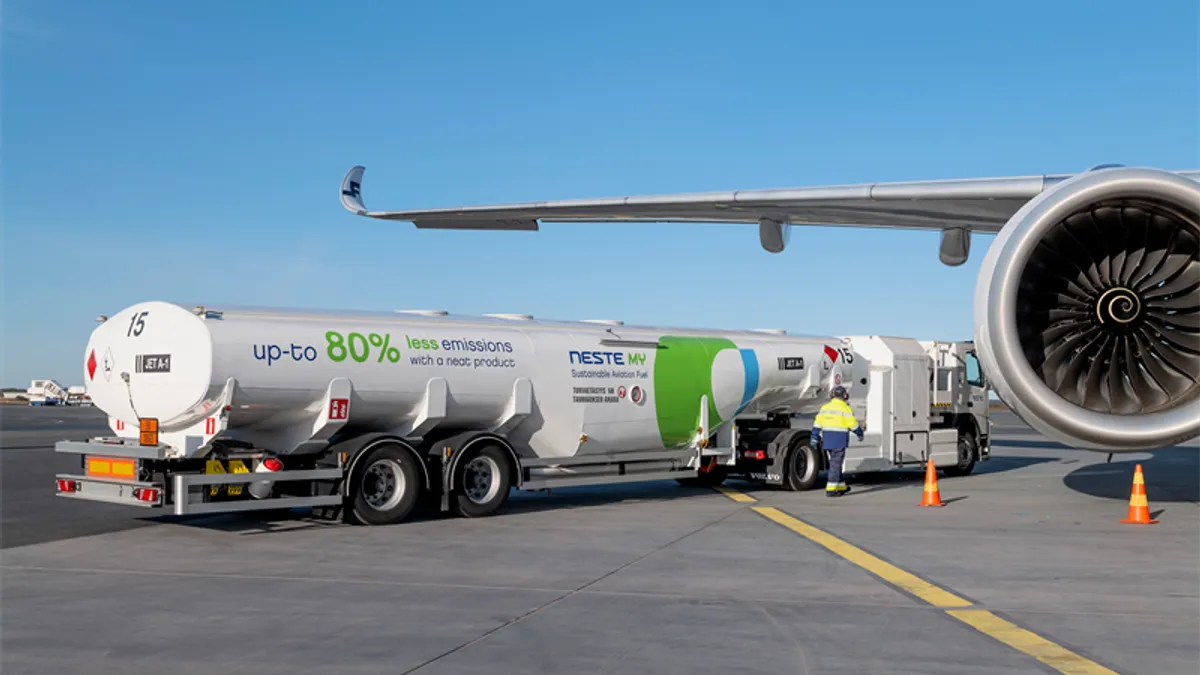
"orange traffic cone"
1119,464,1158,525
919,460,944,507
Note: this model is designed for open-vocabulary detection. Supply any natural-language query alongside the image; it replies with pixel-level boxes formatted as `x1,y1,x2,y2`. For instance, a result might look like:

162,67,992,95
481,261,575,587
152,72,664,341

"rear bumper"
55,474,164,507
53,438,345,516
55,437,168,507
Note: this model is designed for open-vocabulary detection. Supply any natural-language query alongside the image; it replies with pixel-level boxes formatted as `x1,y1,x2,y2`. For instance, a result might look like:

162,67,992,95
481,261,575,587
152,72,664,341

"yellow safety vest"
814,398,860,431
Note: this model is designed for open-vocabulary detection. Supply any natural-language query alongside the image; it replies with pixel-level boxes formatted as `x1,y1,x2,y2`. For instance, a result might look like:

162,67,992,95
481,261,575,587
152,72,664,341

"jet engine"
975,166,1200,452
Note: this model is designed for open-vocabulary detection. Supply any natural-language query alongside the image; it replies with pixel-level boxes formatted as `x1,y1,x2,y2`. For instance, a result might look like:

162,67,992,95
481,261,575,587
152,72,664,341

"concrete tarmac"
1,406,158,549
2,405,1197,674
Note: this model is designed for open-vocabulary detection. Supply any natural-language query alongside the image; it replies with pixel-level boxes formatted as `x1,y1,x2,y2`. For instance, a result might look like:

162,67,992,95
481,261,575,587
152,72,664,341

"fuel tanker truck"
54,301,990,524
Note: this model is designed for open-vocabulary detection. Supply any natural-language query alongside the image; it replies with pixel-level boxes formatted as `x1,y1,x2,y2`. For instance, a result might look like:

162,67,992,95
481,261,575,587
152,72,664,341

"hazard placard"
329,398,349,421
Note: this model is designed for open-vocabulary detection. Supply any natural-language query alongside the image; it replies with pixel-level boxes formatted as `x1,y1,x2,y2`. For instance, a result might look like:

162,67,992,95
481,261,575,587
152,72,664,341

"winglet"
340,165,368,215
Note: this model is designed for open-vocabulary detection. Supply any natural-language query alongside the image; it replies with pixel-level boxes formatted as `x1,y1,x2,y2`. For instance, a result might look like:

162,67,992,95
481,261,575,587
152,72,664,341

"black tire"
784,436,822,491
942,427,978,477
348,443,422,525
452,444,513,518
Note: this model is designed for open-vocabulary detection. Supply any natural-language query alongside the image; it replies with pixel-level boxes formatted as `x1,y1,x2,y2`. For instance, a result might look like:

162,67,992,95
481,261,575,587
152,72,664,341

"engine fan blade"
1147,293,1200,312
1047,307,1090,324
1142,315,1200,353
1081,334,1115,409
1104,335,1140,414
1117,206,1152,286
1131,330,1193,408
1147,308,1200,330
1041,328,1100,392
1087,205,1123,286
1035,235,1102,297
1138,253,1195,295
1129,220,1180,290
1124,337,1170,410
1061,211,1112,290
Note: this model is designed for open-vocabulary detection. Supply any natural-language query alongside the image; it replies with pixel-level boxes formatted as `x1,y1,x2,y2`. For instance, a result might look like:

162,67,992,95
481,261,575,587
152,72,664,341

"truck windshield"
966,351,984,387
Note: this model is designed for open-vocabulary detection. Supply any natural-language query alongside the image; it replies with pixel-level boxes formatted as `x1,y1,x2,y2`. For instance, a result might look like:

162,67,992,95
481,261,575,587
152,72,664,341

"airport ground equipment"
340,164,1200,453
54,301,990,525
27,379,68,406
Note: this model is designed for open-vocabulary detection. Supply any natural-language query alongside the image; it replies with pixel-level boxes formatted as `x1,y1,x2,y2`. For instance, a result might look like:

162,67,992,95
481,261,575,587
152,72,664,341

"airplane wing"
338,164,1200,264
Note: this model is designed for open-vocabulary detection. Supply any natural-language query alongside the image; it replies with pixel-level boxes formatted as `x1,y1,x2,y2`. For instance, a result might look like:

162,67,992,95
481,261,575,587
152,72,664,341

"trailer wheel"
942,428,978,477
784,437,821,491
452,444,512,518
349,443,422,525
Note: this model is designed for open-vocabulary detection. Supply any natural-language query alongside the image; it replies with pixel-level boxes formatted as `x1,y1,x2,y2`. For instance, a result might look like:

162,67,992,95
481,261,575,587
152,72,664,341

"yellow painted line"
714,486,757,503
947,610,1119,675
750,506,1120,674
751,506,972,608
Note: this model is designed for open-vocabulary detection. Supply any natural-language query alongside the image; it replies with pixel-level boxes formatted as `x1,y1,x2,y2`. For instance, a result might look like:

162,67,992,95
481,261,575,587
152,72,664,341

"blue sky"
2,0,1197,387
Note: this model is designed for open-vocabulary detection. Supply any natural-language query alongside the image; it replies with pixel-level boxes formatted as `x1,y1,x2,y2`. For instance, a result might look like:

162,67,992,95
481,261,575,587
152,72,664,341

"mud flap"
763,428,811,488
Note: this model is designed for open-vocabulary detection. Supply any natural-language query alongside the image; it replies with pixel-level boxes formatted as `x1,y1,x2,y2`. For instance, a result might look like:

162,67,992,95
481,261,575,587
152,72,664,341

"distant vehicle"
67,385,92,406
27,379,67,406
24,380,90,406
339,163,1200,453
54,301,989,525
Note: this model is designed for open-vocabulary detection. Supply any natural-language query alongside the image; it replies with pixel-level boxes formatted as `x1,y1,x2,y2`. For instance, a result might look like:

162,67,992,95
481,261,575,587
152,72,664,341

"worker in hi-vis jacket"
811,385,864,497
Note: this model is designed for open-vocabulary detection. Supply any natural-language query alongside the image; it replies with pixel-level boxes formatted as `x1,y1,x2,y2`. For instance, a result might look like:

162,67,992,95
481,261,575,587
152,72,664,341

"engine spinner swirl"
1095,287,1141,326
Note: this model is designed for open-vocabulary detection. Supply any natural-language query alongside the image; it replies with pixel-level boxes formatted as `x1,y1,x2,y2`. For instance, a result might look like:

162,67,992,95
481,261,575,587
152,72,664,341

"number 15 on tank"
127,311,149,337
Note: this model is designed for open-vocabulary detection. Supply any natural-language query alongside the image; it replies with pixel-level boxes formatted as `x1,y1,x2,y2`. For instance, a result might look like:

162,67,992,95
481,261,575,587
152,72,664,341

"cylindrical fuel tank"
81,301,860,458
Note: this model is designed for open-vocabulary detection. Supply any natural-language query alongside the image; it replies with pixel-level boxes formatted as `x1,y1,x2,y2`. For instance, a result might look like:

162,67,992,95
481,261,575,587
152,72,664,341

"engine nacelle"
975,166,1200,452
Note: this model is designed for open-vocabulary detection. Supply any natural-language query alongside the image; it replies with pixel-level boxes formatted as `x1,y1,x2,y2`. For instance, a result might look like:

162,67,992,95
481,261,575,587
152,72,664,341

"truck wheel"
784,439,821,491
349,443,422,525
452,444,512,518
942,428,978,477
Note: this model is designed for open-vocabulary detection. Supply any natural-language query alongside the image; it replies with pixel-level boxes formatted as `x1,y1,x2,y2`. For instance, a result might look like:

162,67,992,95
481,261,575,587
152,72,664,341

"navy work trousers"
826,446,847,492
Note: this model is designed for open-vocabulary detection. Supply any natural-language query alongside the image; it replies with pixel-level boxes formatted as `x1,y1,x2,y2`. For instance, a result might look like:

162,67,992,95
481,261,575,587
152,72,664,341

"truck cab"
719,335,993,493
794,336,990,480
922,339,991,475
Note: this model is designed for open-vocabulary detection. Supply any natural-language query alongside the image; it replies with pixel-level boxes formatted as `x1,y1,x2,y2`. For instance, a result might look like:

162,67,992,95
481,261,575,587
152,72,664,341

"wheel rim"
958,434,975,467
792,446,812,483
361,458,406,511
463,456,501,504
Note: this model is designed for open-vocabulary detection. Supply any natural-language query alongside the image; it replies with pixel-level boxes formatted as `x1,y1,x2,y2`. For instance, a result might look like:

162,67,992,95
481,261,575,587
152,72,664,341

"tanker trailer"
54,300,975,525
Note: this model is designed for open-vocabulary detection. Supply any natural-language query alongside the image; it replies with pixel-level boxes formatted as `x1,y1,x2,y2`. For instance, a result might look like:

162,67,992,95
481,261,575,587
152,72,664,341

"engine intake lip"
1015,195,1199,417
981,167,1200,450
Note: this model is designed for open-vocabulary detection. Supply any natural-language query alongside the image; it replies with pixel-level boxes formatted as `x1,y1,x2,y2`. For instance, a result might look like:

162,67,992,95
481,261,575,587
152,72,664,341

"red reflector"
262,457,283,472
134,488,159,502
56,479,78,493
743,450,766,460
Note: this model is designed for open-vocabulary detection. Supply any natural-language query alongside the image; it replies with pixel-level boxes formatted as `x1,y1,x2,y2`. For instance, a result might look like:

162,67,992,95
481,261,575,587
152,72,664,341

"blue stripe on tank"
736,348,759,416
